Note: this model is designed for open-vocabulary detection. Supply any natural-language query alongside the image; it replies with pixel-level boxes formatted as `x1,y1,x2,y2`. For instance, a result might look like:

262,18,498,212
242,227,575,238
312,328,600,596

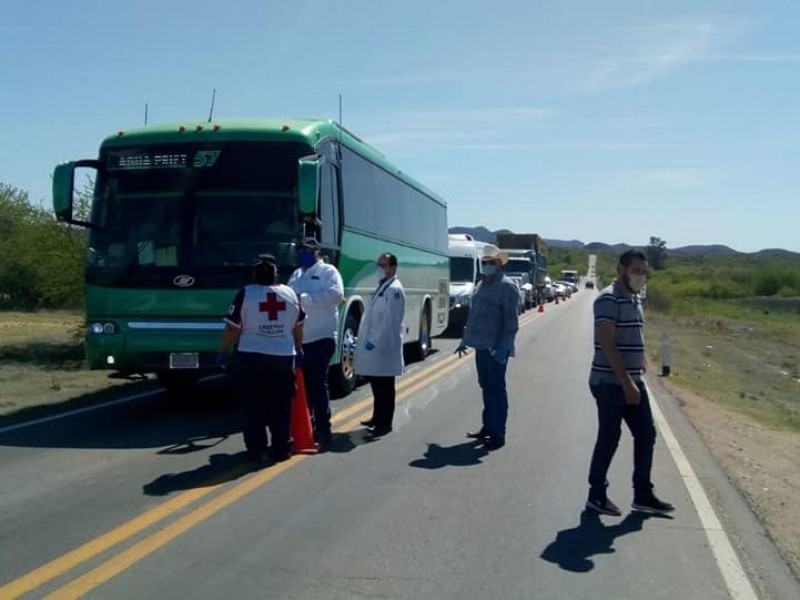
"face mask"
480,263,497,276
627,273,646,293
298,250,316,269
376,266,388,280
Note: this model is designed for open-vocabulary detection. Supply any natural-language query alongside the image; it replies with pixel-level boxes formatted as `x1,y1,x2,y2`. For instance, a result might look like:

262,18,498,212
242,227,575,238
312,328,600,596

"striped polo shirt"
589,280,645,386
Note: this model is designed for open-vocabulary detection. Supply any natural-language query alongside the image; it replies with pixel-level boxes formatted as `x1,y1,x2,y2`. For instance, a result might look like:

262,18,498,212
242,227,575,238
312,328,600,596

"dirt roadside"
651,371,800,584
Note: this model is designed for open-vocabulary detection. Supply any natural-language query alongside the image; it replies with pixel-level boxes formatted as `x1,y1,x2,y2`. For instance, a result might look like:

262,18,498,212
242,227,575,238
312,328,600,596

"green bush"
755,268,800,297
0,183,87,309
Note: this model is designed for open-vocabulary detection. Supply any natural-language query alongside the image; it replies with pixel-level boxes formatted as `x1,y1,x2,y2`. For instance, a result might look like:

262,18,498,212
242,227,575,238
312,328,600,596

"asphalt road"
1,273,798,599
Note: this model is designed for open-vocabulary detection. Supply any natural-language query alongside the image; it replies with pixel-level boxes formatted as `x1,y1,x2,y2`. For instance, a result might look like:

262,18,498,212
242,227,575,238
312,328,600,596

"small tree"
647,236,667,270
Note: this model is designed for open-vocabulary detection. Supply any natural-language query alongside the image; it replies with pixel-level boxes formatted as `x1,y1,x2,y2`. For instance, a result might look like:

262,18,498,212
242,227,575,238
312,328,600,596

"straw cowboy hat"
480,244,509,265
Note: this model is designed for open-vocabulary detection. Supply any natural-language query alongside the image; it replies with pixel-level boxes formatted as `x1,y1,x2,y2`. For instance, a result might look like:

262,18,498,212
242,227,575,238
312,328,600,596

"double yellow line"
1,310,543,599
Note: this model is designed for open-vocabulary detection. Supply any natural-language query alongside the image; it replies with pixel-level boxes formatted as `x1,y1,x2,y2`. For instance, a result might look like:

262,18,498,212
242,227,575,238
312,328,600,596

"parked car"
556,281,572,298
509,276,527,314
553,282,568,299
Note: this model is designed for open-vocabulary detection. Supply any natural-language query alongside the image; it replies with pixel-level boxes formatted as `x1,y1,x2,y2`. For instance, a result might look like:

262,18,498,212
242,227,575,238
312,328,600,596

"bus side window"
319,163,340,247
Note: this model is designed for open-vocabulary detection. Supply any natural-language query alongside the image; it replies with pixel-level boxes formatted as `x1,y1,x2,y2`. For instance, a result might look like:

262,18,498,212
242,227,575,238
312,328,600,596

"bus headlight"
89,322,118,335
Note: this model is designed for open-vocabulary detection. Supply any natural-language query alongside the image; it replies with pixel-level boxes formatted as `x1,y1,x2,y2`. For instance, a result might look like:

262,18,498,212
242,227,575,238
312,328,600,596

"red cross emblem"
259,292,287,321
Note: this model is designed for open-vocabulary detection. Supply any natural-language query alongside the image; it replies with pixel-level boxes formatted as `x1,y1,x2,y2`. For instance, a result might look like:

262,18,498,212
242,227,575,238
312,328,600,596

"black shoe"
360,419,375,428
367,425,392,438
632,493,675,515
267,446,292,462
586,496,622,516
484,436,506,450
245,449,268,463
466,427,491,439
316,432,333,450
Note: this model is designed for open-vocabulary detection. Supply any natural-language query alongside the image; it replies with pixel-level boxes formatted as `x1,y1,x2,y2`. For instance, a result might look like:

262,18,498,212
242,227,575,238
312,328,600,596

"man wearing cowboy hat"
455,244,520,450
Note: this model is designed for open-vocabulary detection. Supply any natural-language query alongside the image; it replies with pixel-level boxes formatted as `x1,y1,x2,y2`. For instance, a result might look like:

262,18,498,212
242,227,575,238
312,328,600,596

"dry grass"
0,311,154,419
646,314,800,431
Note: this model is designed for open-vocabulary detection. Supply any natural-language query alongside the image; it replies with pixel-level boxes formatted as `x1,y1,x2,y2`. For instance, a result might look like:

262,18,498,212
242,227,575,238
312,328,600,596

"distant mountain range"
448,226,798,257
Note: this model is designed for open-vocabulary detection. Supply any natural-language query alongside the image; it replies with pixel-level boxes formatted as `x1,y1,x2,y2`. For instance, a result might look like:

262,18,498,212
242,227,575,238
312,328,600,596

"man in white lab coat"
288,238,344,448
354,252,406,438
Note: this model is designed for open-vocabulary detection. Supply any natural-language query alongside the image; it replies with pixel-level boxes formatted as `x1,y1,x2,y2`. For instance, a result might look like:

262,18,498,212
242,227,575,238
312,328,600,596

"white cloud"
360,106,557,150
584,20,718,91
620,168,712,187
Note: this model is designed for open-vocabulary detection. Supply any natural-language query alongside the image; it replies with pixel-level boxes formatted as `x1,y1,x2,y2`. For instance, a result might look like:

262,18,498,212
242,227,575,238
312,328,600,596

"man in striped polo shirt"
586,249,675,516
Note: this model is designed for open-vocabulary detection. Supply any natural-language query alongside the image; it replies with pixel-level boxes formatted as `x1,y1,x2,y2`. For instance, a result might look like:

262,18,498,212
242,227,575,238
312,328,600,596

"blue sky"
1,0,799,252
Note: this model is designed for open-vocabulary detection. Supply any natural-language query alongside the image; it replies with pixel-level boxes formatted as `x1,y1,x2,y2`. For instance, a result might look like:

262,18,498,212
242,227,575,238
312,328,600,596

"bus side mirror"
52,162,77,222
297,156,320,216
52,159,101,225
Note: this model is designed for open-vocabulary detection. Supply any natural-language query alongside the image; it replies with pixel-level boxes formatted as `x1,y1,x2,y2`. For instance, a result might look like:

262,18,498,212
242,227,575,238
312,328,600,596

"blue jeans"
475,349,509,439
302,338,336,438
588,381,656,500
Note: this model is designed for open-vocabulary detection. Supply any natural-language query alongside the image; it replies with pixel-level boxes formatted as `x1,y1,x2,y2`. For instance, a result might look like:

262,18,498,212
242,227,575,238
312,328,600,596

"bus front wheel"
330,310,359,399
157,372,200,401
409,304,431,363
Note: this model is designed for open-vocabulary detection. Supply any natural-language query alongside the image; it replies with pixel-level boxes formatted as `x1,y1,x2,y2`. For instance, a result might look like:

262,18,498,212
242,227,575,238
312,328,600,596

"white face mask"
627,273,646,293
376,266,388,280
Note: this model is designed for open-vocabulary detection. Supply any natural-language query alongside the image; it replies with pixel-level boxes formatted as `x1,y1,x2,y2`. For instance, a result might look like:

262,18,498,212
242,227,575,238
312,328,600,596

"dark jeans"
233,351,295,456
368,376,396,429
475,349,509,439
302,337,336,438
588,380,656,500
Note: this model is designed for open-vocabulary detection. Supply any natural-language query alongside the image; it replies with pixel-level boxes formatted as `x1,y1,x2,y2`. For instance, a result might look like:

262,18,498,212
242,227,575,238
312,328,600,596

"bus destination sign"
107,150,221,171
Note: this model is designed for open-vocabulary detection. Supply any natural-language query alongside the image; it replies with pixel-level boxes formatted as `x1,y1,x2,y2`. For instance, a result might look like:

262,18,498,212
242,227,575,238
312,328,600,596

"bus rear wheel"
330,310,359,399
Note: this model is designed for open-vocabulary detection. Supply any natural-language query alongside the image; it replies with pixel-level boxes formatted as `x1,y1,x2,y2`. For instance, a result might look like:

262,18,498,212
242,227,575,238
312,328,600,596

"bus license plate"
169,353,199,369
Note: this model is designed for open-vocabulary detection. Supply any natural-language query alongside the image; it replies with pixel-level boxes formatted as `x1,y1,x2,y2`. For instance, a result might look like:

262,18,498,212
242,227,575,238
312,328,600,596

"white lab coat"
354,276,406,377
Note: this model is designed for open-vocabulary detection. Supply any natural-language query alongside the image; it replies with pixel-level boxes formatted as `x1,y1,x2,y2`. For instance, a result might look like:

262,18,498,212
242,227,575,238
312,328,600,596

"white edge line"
0,375,227,435
646,381,759,600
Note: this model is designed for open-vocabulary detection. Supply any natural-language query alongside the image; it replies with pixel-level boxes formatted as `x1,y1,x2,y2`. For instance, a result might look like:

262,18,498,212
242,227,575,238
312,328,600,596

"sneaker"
586,496,622,516
632,493,675,515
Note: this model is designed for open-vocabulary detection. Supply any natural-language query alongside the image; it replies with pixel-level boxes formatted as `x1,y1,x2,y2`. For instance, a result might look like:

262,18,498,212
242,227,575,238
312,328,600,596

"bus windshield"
449,257,475,283
88,141,310,271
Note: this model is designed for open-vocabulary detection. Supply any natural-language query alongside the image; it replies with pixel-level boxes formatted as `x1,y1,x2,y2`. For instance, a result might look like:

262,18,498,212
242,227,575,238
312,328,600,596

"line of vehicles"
51,117,592,401
447,233,587,323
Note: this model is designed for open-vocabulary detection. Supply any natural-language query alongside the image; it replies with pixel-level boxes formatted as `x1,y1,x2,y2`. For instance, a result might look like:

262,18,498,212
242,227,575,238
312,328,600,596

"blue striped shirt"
589,280,645,386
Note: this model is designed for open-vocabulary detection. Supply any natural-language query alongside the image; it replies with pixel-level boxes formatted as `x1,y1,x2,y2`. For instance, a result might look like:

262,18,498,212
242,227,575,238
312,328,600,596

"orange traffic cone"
538,303,545,313
555,295,560,305
291,368,318,455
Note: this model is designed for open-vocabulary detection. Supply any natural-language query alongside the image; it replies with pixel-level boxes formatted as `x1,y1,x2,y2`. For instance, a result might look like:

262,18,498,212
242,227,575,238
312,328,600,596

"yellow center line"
1,312,543,598
42,354,473,599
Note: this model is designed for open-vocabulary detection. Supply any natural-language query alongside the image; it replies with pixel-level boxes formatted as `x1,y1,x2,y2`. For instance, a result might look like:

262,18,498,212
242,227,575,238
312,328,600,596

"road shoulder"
648,373,800,599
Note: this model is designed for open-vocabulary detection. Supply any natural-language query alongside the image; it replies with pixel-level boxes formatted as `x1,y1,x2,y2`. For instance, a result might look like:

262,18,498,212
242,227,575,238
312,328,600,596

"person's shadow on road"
408,441,489,469
142,452,264,496
540,509,671,572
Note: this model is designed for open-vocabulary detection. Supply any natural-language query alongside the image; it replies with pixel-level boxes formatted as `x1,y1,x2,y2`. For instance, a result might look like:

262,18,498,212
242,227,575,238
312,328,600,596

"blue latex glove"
454,343,469,358
295,348,305,368
490,344,510,364
365,341,376,351
215,351,228,368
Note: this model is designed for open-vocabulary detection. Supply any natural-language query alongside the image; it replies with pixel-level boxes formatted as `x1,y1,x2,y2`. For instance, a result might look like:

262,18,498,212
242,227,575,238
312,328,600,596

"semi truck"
496,233,549,306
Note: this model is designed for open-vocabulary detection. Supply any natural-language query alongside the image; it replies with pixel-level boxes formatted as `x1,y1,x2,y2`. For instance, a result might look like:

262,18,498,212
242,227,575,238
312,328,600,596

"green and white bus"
52,119,450,397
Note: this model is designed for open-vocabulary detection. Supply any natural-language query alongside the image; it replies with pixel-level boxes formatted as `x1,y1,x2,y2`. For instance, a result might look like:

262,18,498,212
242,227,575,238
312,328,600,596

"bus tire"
330,309,360,399
157,372,200,402
409,302,431,362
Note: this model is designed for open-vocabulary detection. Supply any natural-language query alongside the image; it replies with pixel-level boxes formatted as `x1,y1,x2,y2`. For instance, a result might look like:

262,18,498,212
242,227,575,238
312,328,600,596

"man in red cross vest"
217,254,305,462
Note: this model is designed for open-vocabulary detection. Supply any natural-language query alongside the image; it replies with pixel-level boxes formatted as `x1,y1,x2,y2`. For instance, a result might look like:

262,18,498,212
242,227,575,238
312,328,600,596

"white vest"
230,284,302,356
